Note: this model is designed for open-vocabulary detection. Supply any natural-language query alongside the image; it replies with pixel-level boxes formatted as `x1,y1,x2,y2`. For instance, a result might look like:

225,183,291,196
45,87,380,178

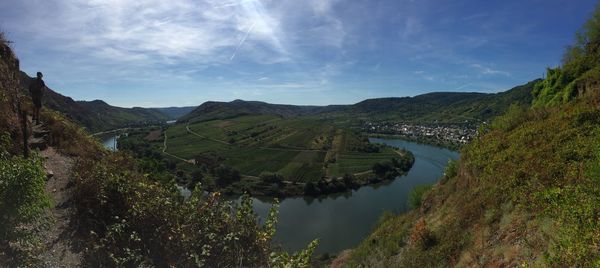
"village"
362,121,478,146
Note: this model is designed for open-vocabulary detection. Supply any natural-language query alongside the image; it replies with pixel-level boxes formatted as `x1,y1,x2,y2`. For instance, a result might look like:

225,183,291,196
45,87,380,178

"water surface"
101,135,118,151
251,138,459,254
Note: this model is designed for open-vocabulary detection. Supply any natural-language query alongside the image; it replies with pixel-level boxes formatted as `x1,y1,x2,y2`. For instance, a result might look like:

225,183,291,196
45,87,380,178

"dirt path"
162,130,195,163
39,147,81,267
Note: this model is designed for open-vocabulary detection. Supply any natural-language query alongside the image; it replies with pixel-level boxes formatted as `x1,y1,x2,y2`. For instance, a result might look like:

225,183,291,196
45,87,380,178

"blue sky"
0,0,596,107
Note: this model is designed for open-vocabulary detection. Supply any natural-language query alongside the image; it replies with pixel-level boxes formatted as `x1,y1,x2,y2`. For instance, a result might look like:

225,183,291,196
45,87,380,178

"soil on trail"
39,147,82,267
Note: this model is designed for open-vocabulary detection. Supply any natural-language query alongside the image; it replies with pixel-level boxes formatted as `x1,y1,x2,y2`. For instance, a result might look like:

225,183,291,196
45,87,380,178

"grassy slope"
344,37,600,268
346,95,600,267
162,115,401,182
345,9,600,267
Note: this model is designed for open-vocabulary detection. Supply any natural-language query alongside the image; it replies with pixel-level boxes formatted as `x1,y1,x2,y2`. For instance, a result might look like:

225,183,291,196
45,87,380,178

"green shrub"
441,159,458,183
409,184,433,209
0,151,51,266
72,153,317,267
490,104,528,131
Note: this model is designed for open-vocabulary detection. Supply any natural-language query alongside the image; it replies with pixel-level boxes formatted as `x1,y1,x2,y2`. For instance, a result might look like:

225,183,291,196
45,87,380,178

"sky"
0,0,597,107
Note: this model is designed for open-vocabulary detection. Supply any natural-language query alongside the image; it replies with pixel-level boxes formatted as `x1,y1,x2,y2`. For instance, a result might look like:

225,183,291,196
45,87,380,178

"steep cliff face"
0,34,25,154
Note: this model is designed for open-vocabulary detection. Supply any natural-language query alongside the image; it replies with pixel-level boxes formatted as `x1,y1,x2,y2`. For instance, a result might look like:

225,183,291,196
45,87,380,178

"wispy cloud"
0,0,582,107
4,0,348,68
470,63,510,76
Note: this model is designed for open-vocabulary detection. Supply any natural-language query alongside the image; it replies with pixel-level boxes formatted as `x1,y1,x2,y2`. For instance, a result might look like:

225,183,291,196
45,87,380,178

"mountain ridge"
180,80,540,124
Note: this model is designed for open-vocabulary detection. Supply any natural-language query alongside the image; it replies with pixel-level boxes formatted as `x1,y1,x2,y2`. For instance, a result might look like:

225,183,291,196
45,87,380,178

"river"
101,135,118,151
100,136,459,254
250,138,459,254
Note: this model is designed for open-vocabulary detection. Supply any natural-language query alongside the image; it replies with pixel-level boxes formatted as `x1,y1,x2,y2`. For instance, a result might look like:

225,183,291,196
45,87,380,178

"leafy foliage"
533,3,600,107
0,139,51,266
408,184,432,209
72,152,317,267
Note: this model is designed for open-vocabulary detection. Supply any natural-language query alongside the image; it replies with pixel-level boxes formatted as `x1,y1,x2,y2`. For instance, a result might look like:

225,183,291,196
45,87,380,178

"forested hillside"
179,99,335,123
180,81,538,125
338,80,539,123
342,7,600,268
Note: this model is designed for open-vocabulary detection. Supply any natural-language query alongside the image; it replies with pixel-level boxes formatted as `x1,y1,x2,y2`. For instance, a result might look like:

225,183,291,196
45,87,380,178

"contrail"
230,22,256,61
213,0,254,9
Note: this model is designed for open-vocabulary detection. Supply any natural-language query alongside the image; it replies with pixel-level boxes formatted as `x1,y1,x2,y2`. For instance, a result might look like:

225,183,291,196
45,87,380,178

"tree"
214,164,241,186
343,173,357,188
259,172,284,184
304,181,319,195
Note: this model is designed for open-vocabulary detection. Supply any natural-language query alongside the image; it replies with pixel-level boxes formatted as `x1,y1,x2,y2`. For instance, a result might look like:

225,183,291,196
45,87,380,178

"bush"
409,184,433,209
490,104,528,131
441,159,458,184
72,153,317,267
0,151,51,266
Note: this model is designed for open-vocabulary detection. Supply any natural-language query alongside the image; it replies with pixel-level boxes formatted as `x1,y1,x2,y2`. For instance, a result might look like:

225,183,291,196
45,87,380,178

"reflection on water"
251,138,459,254
101,135,118,151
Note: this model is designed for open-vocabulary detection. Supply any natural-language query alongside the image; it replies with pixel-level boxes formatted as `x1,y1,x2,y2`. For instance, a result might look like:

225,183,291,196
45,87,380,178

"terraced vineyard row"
158,115,406,183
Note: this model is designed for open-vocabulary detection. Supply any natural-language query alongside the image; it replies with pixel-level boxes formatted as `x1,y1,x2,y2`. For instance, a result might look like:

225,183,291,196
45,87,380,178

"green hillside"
342,8,600,268
178,99,336,123
329,80,539,123
180,80,538,126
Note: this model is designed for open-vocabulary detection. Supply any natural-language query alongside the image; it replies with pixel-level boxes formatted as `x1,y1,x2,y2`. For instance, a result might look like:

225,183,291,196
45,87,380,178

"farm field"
158,115,408,183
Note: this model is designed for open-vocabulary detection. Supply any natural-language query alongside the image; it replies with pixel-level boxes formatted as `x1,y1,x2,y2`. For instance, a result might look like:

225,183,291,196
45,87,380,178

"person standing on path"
29,71,45,124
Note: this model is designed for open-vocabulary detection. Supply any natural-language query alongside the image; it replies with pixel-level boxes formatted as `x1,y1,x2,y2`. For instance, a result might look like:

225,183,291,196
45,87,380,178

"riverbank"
201,152,414,198
366,133,464,151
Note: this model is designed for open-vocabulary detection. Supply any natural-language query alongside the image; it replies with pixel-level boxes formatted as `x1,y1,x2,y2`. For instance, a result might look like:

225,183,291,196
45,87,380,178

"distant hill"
340,79,540,122
153,106,196,120
181,80,540,124
18,70,539,131
179,99,340,123
20,72,168,132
